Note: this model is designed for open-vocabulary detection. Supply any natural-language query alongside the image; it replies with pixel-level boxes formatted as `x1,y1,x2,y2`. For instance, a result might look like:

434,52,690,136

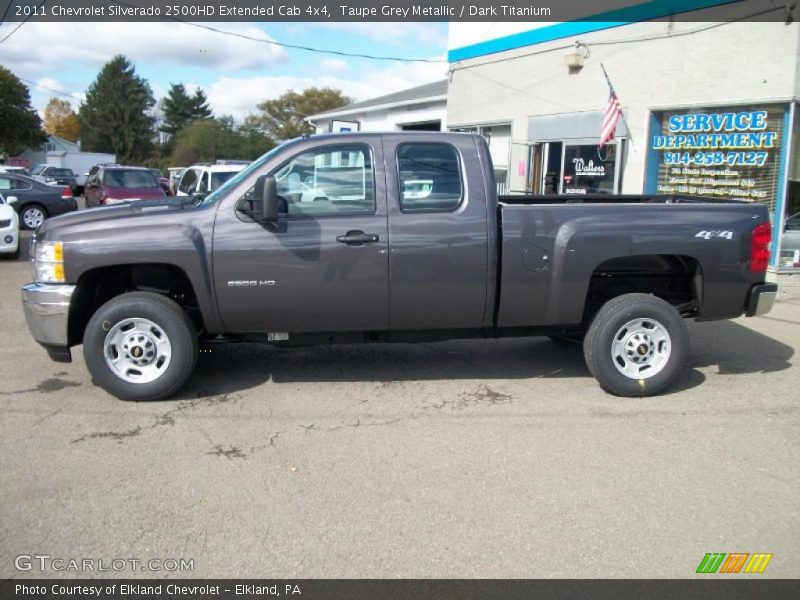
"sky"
0,20,450,120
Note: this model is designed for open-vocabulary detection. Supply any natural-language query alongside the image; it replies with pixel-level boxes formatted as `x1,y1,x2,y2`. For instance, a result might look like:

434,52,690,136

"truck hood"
37,198,197,239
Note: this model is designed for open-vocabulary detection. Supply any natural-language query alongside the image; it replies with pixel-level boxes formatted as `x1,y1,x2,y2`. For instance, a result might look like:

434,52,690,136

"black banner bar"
2,579,800,600
0,0,795,22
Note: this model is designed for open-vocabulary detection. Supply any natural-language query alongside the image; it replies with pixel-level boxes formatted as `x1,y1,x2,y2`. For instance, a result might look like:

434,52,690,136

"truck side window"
179,169,197,194
397,143,462,212
270,144,374,217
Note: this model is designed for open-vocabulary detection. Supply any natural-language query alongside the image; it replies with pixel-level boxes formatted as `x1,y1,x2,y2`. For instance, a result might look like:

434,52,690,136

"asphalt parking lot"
1,229,798,579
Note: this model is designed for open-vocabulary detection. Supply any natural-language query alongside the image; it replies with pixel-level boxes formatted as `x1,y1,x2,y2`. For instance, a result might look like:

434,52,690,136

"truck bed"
495,199,770,329
499,194,750,205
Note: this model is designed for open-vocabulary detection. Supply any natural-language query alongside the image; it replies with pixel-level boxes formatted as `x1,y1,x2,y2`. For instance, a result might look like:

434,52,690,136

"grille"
0,219,11,228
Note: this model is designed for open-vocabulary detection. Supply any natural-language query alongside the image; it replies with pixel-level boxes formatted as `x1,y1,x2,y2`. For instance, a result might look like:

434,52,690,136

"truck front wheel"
583,293,688,397
83,292,198,401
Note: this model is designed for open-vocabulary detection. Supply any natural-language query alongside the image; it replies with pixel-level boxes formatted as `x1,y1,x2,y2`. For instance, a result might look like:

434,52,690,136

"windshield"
210,171,240,191
199,145,283,206
103,169,159,188
31,165,46,176
150,169,164,179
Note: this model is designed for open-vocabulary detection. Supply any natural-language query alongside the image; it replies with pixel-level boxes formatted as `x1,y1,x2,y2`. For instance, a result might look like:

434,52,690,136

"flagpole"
600,62,635,150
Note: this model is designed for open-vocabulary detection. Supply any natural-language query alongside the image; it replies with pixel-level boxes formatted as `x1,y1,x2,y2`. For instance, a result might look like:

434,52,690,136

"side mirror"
7,196,18,205
255,175,279,222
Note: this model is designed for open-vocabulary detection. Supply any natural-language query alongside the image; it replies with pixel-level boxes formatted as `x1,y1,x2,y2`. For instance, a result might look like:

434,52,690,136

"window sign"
651,106,784,210
561,144,618,194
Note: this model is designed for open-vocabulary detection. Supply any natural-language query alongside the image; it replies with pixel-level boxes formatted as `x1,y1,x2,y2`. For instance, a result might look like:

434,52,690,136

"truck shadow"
177,319,793,399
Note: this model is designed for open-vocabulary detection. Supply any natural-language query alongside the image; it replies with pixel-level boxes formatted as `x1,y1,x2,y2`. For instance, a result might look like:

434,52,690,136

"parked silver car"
782,212,800,268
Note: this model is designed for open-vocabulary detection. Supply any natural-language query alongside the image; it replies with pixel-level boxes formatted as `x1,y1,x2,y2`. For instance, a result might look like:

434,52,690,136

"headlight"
33,241,65,283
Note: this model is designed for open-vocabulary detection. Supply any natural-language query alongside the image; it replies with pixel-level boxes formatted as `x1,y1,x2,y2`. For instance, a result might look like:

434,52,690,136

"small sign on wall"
330,120,361,133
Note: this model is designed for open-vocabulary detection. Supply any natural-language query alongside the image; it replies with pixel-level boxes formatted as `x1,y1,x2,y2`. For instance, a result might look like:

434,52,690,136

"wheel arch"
581,253,704,324
68,263,208,346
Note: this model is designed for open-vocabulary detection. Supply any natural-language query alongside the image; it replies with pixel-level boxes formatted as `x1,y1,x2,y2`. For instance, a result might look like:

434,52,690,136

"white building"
447,0,800,276
307,80,447,134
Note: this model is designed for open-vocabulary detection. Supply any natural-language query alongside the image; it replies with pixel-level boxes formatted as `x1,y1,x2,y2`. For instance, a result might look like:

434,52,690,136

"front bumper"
21,282,76,362
745,283,778,317
0,226,17,254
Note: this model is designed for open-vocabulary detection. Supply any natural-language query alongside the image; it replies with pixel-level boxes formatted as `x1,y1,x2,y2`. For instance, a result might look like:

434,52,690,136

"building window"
780,104,800,270
561,143,619,195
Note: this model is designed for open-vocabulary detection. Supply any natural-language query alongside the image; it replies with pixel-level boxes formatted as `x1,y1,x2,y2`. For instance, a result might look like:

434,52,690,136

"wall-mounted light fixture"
564,41,591,72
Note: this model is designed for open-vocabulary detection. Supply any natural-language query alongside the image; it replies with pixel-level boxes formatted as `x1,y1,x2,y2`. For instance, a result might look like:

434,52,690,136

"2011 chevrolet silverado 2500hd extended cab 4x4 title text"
21,133,777,400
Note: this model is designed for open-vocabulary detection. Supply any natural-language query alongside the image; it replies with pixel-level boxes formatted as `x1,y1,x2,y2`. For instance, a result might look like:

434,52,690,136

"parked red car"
84,166,166,208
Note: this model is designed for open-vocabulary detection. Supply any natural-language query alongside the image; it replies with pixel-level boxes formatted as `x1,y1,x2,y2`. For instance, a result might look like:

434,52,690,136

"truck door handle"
336,230,380,245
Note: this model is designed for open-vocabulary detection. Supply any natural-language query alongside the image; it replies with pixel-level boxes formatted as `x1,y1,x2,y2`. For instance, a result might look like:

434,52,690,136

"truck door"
382,135,491,330
212,141,389,333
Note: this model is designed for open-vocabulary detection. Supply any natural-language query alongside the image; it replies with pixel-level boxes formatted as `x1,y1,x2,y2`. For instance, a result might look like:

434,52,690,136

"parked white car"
0,165,29,176
0,193,20,259
175,162,248,199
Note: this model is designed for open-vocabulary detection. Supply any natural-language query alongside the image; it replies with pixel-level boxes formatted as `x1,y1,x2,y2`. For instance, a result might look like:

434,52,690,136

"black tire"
19,204,47,230
583,293,688,397
83,292,198,401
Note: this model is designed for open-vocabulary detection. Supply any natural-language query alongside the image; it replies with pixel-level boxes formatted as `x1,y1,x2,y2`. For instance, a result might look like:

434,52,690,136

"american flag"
600,88,623,148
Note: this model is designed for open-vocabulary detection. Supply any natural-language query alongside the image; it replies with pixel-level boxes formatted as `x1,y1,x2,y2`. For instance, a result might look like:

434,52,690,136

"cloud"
206,57,447,119
29,79,85,114
0,21,286,73
320,58,349,76
322,22,447,48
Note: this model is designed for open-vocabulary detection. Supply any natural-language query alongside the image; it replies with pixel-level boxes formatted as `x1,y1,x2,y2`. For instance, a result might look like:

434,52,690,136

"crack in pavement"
207,445,246,460
71,393,237,444
423,384,514,411
224,384,515,459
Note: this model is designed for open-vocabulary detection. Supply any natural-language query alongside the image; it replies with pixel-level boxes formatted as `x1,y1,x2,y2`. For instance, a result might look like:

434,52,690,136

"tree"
246,87,350,141
0,66,46,157
43,98,80,142
78,55,155,163
169,116,273,166
161,83,212,137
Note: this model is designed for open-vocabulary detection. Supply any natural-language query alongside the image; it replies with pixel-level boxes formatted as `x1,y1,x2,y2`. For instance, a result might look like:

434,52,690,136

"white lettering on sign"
572,158,605,177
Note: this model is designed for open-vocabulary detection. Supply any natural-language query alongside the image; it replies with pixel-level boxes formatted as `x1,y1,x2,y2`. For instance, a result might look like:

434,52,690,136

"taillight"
750,221,771,273
61,187,72,199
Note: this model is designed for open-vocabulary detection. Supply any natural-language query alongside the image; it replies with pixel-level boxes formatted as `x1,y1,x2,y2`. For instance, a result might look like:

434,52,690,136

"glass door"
560,143,620,195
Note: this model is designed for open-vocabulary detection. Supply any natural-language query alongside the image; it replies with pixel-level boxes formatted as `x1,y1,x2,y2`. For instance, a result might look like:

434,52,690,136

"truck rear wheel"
583,293,687,397
83,292,198,401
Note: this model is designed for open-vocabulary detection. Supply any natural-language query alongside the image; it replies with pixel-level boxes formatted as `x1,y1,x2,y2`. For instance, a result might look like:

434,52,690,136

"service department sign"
650,105,784,209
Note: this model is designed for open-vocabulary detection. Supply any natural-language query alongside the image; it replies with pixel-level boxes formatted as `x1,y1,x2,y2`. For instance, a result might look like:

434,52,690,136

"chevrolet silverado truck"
21,132,777,401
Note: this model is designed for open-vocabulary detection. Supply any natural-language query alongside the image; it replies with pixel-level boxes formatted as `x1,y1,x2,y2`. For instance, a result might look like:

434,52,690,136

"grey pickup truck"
21,132,777,401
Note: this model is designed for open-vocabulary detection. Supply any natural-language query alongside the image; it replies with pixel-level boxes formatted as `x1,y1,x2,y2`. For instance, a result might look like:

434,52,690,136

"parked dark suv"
84,166,166,208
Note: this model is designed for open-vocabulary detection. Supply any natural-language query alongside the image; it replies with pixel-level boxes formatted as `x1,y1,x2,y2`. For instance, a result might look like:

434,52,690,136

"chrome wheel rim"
611,318,671,380
23,207,44,228
103,318,172,384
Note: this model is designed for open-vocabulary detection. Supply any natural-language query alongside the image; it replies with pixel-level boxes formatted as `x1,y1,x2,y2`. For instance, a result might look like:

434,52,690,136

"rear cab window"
396,143,463,212
103,170,158,188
